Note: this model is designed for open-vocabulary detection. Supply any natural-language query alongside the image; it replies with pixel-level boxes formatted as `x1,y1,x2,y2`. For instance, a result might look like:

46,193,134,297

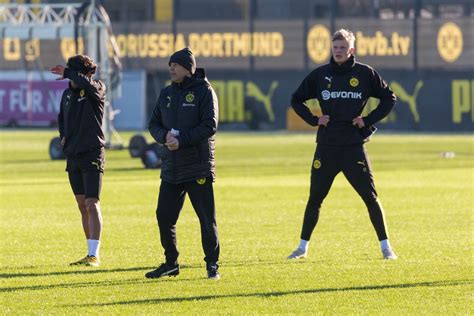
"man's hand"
165,136,179,151
50,65,66,80
61,137,66,146
318,115,330,127
352,116,365,128
165,131,175,143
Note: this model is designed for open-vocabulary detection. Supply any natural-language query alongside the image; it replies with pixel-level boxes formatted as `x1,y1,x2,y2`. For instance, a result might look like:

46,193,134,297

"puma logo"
91,161,100,170
357,160,367,172
390,81,423,123
246,81,278,122
325,76,332,83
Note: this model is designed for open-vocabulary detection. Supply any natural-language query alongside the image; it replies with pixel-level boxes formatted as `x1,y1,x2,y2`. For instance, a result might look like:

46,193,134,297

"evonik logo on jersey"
321,90,362,101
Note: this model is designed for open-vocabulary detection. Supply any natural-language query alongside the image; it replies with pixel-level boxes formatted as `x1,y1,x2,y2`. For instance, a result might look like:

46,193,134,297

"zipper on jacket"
170,88,180,182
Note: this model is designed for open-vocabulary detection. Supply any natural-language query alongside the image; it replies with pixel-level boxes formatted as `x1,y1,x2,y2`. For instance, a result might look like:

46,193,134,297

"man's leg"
68,171,90,239
145,181,185,279
85,198,102,240
342,145,388,240
342,145,396,259
67,169,93,265
83,170,103,266
156,180,186,266
301,146,340,241
73,195,90,238
289,145,340,259
186,177,220,276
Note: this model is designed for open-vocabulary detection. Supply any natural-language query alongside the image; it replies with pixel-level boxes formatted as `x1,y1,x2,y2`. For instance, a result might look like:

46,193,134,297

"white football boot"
287,248,308,259
382,248,398,260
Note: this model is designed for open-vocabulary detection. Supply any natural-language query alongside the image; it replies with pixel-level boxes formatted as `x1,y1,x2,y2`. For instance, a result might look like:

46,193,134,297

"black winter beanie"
169,47,196,74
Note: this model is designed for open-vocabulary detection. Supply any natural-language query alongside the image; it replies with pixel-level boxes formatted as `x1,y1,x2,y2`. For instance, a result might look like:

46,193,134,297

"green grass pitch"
1,130,472,314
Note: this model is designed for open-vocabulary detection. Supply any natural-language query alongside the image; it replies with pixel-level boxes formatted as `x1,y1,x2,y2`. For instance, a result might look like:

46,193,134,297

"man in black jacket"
288,29,398,260
146,47,221,279
52,55,105,267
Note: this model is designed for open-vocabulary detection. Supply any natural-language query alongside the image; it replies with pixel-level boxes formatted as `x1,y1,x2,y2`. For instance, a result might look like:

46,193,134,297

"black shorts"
66,148,105,199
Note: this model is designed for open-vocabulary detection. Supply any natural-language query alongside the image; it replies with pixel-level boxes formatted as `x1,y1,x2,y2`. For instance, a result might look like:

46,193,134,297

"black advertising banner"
176,21,250,70
335,18,414,69
365,71,473,131
113,22,173,70
1,68,471,131
418,18,474,70
254,20,304,70
149,70,473,132
1,18,473,72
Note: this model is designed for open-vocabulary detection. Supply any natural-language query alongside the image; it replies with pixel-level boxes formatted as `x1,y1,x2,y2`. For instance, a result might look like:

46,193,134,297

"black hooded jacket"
58,68,105,156
149,68,218,184
291,55,396,146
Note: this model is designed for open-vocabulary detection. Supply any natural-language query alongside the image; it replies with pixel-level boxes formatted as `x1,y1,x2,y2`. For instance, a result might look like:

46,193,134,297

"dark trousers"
301,144,389,241
156,177,219,266
66,147,105,199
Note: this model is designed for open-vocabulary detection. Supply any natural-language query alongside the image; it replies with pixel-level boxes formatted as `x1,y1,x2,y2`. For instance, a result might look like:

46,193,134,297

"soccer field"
1,130,472,314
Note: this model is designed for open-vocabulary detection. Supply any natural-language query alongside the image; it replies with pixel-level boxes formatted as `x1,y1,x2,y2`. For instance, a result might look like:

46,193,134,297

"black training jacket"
149,68,218,184
58,68,106,156
291,55,396,146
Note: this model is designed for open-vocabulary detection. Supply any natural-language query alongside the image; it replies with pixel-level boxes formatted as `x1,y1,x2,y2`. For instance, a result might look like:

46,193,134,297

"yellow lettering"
211,33,224,57
452,80,472,123
138,35,148,58
398,34,410,56
212,80,245,122
259,32,272,57
251,33,259,56
376,31,388,55
227,81,244,121
356,31,410,57
25,38,40,61
189,33,201,56
200,33,212,57
211,81,226,121
158,34,170,58
391,33,400,55
234,33,249,57
4,38,21,61
110,31,284,59
272,32,284,56
116,35,127,57
127,34,138,57
148,34,159,57
174,33,186,52
223,33,234,57
367,34,377,55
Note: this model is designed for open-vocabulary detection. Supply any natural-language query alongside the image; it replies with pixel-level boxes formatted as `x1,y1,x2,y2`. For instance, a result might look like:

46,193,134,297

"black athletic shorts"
66,147,105,199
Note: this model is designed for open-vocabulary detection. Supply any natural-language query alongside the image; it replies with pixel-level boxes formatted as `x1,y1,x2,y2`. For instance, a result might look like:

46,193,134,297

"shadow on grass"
0,275,202,293
0,266,154,279
75,279,473,307
1,259,305,279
